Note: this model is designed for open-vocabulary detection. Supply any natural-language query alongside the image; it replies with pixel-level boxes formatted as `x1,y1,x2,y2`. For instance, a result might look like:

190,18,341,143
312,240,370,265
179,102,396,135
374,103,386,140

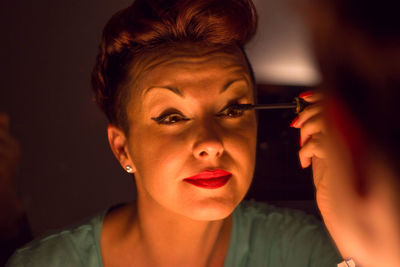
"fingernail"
299,91,314,99
290,117,299,128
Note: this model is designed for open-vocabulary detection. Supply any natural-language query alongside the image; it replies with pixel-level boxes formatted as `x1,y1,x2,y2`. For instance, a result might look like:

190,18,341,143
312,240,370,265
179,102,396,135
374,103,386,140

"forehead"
130,45,252,95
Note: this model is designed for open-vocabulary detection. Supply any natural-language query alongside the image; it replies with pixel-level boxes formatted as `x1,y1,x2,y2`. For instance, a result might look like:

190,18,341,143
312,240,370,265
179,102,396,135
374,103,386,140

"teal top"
7,201,341,266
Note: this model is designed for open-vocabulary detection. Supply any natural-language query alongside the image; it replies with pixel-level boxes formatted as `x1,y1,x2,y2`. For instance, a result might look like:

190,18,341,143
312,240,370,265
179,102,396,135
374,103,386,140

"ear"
107,124,136,173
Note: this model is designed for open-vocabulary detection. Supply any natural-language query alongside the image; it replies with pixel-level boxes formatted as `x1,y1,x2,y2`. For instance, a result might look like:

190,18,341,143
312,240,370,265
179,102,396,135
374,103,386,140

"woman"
7,0,340,266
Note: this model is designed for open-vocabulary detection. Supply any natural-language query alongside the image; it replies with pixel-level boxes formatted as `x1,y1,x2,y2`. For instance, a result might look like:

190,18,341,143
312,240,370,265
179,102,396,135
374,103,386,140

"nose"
192,121,224,160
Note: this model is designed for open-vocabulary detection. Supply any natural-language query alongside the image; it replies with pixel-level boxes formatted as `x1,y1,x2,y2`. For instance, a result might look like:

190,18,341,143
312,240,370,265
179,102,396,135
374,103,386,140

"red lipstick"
183,170,232,189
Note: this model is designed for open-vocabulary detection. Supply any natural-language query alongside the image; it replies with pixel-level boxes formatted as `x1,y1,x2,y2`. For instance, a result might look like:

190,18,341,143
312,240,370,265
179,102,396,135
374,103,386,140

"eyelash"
151,112,190,125
151,103,249,125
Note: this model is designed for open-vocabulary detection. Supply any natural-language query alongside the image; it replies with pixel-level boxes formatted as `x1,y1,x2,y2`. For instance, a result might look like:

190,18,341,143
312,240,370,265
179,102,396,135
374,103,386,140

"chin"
182,196,241,221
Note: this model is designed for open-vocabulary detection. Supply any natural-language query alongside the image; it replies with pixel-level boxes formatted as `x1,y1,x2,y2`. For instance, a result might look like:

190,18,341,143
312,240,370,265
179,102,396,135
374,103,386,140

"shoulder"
229,200,341,266
6,210,106,267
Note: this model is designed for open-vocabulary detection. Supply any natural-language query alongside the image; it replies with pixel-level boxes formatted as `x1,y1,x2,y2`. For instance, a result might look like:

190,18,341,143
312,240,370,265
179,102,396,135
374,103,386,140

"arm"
0,113,32,266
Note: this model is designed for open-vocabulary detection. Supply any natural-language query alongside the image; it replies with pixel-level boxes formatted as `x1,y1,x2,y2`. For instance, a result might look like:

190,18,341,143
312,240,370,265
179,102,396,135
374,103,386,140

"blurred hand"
0,113,20,191
0,113,32,266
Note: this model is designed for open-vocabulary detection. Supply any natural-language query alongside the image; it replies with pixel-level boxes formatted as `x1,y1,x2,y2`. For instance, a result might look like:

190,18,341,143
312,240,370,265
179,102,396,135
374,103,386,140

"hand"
0,113,20,180
0,113,32,266
291,92,353,258
0,112,26,230
0,113,20,197
291,91,327,178
290,92,332,221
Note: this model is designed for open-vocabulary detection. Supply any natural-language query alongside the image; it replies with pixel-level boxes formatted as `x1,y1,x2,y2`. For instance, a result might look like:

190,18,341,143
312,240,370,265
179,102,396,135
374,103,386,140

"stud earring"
125,165,133,173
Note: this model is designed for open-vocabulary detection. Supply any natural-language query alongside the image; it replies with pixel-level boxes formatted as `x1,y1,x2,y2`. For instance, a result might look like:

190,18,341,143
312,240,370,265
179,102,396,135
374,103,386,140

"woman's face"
114,46,257,221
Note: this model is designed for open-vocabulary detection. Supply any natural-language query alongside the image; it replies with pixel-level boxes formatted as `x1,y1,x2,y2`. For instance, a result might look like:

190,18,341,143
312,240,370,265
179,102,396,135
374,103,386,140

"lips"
183,169,232,189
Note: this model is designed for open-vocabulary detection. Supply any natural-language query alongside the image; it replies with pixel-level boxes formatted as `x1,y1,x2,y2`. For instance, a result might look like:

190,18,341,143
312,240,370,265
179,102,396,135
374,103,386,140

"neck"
131,192,232,267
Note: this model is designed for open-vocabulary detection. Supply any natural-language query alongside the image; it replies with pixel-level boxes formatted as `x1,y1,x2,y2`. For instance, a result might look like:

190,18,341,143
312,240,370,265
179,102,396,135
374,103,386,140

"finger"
298,133,327,168
299,91,324,103
300,115,326,147
291,103,322,128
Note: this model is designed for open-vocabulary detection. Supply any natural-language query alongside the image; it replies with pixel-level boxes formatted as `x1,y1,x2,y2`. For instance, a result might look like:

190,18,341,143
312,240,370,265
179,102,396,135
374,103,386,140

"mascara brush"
232,97,309,114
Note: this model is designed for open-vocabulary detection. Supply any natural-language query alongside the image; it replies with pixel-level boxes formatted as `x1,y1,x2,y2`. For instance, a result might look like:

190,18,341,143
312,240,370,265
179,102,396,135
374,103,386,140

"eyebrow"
220,79,248,94
143,78,248,97
143,86,183,97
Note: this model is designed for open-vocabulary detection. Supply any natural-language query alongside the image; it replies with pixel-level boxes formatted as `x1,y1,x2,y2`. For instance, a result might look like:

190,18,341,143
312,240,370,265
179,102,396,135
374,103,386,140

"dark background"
0,0,319,238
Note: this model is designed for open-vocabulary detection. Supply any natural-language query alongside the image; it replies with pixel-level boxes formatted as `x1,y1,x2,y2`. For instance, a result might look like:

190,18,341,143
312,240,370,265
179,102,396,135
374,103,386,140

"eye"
217,103,248,118
152,111,190,125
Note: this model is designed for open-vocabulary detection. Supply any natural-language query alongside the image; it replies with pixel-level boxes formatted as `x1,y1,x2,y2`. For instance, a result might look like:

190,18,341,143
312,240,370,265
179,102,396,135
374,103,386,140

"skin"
0,112,32,266
294,93,400,267
301,2,400,265
0,113,24,229
102,45,328,267
0,113,20,184
315,97,400,267
104,46,257,267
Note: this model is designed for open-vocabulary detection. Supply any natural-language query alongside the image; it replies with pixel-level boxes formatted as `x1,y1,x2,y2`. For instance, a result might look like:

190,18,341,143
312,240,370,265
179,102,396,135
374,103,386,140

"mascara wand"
232,97,309,114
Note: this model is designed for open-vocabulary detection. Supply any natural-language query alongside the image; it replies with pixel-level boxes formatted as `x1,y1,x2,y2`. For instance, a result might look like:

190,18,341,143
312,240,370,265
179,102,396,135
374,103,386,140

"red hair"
91,0,258,131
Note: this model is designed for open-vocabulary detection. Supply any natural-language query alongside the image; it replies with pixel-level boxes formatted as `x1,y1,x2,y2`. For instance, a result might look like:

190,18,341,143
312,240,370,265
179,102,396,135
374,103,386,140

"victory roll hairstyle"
91,0,258,132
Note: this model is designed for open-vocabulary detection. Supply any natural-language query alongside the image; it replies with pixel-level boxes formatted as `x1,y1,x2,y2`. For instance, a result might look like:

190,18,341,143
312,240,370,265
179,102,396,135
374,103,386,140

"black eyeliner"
151,116,164,123
151,112,190,124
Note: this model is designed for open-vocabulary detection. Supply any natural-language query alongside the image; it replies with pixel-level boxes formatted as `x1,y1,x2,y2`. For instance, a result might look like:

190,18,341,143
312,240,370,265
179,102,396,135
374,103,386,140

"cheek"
128,125,190,179
227,114,257,152
129,115,257,184
129,130,189,210
223,115,258,173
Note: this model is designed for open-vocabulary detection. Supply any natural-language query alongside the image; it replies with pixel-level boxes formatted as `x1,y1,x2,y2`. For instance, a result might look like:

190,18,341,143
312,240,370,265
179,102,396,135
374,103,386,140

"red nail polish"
299,91,314,99
290,117,299,127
